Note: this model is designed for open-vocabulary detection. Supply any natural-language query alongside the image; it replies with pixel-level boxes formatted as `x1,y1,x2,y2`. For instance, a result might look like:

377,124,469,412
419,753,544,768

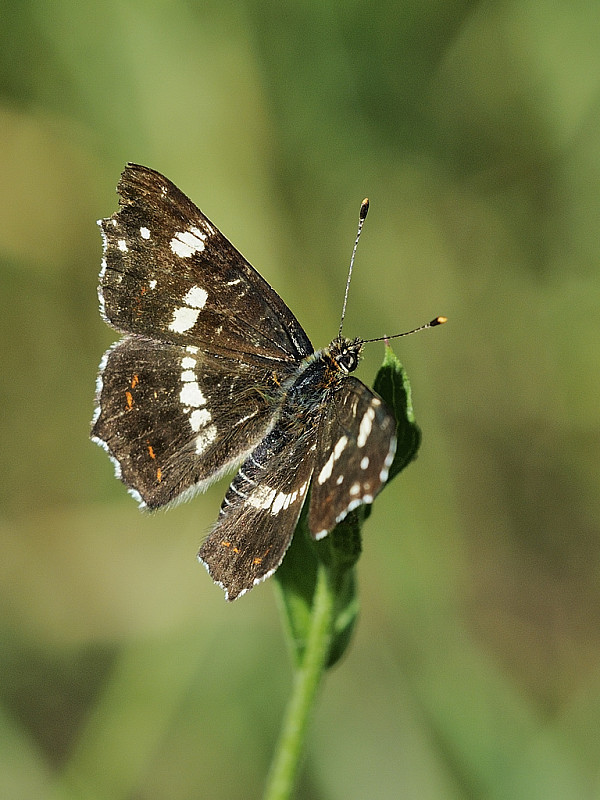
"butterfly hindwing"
199,421,318,600
92,334,298,508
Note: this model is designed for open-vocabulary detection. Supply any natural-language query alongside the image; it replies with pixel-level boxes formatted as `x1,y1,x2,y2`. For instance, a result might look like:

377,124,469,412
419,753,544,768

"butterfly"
91,164,444,599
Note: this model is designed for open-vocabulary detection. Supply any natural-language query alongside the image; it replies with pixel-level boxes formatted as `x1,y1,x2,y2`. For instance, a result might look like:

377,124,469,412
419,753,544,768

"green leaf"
274,346,421,669
373,344,422,482
273,500,319,668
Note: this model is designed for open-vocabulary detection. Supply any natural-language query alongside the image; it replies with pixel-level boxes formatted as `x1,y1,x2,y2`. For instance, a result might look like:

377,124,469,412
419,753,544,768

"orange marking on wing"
131,374,139,389
253,547,271,566
125,390,134,409
156,467,162,483
147,444,156,459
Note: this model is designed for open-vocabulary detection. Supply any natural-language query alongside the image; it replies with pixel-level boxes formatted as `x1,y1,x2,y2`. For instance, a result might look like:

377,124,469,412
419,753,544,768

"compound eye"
339,349,358,372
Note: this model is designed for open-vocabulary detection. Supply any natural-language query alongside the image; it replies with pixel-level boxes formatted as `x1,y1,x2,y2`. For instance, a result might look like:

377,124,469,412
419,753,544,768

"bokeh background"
2,1,600,798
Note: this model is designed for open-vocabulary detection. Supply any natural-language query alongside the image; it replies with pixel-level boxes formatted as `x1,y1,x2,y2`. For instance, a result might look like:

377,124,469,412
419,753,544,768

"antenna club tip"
360,198,369,219
431,316,447,326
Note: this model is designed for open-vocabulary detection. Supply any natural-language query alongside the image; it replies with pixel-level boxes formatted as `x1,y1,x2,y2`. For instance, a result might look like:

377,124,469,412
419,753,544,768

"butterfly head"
328,336,364,374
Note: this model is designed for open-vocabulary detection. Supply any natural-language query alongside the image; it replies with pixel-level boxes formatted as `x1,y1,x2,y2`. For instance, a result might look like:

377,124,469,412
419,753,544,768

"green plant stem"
263,562,335,800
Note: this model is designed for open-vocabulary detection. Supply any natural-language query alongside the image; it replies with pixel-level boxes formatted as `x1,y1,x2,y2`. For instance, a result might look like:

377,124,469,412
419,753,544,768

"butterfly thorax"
282,336,362,406
265,337,364,445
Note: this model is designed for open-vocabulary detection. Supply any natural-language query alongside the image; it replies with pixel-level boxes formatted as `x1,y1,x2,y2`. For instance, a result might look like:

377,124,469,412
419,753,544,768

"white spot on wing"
148,279,157,290
357,405,376,448
181,356,196,369
333,436,348,460
195,424,217,454
270,481,308,515
236,410,257,425
317,453,335,485
170,227,207,257
248,485,278,510
180,381,206,407
344,498,362,515
168,285,208,333
379,437,397,483
169,306,200,333
316,435,348,485
360,456,369,470
190,408,212,431
271,491,291,514
117,239,128,252
247,481,308,514
183,285,208,308
140,226,151,239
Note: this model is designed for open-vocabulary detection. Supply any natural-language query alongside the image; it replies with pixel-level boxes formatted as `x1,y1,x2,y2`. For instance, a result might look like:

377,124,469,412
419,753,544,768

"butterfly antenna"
363,315,448,344
338,198,369,338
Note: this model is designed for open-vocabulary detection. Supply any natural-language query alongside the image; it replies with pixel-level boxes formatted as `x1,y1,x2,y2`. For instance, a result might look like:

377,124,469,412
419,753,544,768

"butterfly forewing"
99,163,313,361
309,377,396,537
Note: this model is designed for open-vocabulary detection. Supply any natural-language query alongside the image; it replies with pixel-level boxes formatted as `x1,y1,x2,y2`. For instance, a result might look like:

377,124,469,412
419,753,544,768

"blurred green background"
2,1,600,798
